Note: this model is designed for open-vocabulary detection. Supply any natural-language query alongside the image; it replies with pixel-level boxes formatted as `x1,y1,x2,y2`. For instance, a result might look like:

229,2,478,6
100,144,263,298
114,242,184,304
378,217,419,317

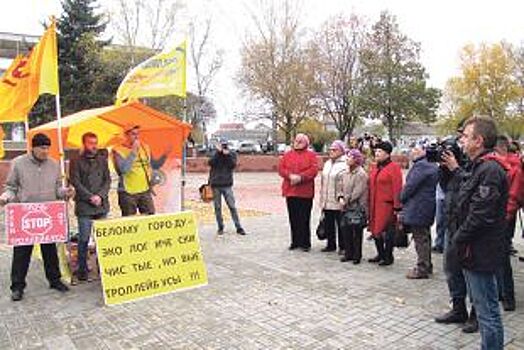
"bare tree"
188,15,224,142
311,14,367,140
238,0,318,144
111,0,184,57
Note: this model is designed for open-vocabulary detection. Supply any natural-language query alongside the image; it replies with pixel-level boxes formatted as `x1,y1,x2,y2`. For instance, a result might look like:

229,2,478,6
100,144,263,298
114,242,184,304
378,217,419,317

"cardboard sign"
93,211,207,306
5,201,68,246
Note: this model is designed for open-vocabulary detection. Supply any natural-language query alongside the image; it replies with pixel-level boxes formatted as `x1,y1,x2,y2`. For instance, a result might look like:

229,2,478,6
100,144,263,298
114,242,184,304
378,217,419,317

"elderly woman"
337,149,368,264
319,140,347,253
278,134,319,252
368,141,403,266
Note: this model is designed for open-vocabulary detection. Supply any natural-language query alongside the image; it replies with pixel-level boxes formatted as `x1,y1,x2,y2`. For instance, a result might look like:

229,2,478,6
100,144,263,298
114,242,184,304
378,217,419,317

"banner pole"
55,93,66,186
181,98,187,211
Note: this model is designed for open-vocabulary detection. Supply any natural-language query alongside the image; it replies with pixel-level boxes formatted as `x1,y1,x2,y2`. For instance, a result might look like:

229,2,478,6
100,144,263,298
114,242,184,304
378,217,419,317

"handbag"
199,184,214,203
394,214,410,248
316,213,327,240
340,206,366,228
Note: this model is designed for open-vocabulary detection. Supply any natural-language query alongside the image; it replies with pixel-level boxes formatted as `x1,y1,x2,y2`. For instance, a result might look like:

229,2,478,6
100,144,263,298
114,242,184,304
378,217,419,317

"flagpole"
55,93,66,186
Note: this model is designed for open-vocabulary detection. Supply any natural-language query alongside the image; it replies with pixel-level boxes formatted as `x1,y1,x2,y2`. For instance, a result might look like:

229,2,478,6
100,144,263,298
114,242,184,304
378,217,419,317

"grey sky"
1,0,523,130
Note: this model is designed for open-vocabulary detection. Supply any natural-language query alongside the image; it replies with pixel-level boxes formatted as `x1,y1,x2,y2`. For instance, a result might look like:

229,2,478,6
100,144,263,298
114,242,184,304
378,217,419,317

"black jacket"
208,150,237,187
70,150,111,217
451,150,508,272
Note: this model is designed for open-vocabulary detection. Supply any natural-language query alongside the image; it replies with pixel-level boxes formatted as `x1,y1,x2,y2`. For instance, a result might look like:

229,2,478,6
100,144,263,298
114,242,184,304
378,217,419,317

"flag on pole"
116,40,187,104
0,18,59,122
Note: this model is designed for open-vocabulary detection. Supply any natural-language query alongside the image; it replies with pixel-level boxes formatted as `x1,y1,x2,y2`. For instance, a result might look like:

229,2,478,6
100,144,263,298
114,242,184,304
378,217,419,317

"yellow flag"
116,40,187,104
0,18,59,122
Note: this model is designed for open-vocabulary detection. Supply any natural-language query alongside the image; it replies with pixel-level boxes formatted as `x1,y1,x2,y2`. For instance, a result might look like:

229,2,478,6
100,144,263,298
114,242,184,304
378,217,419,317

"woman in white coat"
319,140,347,252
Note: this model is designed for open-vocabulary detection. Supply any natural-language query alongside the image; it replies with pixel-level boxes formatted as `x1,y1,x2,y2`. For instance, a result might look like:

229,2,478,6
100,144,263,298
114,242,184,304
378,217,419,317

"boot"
368,237,384,263
435,299,468,324
379,236,394,266
462,307,479,333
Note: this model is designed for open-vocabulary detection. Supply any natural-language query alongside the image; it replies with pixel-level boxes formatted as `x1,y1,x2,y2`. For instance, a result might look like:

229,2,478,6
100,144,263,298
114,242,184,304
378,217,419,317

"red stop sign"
21,210,53,236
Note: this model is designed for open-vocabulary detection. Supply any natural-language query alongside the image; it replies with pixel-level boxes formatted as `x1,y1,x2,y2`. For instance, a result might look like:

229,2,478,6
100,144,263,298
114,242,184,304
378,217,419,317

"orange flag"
0,18,59,122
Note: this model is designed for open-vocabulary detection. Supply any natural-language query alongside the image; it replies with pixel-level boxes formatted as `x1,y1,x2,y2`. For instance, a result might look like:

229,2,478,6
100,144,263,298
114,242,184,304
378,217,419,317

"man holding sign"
0,133,75,301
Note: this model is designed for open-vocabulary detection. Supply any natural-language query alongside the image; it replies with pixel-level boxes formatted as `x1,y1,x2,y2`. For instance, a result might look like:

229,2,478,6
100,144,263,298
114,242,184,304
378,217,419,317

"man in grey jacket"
0,133,75,301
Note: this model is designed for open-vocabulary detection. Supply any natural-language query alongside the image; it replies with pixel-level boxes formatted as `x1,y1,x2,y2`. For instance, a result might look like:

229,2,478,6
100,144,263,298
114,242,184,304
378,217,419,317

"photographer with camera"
208,138,247,236
438,117,507,350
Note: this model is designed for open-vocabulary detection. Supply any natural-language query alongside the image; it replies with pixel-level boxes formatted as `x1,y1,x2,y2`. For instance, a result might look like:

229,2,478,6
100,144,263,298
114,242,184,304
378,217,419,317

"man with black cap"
368,141,403,266
0,133,75,301
112,124,155,216
208,138,246,235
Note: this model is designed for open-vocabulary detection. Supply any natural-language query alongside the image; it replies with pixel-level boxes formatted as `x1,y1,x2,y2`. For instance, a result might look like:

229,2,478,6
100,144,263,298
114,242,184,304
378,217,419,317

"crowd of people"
1,114,523,350
277,116,523,350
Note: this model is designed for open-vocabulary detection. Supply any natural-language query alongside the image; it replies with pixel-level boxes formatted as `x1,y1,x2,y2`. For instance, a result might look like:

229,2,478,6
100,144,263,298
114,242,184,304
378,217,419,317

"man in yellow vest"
112,125,155,216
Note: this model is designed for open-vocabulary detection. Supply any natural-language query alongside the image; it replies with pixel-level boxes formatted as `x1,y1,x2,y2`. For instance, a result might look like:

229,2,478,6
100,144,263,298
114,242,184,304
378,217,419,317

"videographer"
439,117,507,350
208,138,247,236
434,132,478,333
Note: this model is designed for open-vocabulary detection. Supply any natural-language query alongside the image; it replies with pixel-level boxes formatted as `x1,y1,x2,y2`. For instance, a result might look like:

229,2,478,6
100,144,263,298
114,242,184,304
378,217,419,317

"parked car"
226,140,240,152
277,143,290,154
238,140,262,154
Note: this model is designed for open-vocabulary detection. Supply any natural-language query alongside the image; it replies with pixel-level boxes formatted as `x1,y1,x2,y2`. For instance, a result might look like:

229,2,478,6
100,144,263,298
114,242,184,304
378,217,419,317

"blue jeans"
463,269,504,350
212,186,243,231
77,215,105,273
433,197,446,250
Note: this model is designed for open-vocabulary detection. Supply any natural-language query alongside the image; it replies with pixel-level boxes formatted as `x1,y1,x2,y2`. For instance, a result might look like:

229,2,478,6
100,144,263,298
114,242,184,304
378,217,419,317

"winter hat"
347,149,364,166
31,133,51,148
295,133,310,147
376,141,393,154
329,140,346,153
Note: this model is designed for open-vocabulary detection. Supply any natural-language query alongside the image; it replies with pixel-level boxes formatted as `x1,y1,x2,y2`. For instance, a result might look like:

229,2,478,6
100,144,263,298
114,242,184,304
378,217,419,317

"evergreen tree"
57,0,109,115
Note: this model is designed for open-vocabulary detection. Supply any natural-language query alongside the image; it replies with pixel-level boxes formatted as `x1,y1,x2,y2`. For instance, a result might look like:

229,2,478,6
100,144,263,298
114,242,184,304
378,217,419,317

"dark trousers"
324,209,342,250
444,231,469,302
374,225,395,262
341,224,363,261
286,197,313,249
496,219,515,303
118,190,155,216
434,197,446,250
11,243,61,292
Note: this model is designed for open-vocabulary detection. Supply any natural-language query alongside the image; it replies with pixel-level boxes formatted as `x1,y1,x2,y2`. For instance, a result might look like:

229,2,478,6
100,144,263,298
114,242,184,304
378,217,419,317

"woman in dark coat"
400,143,438,279
368,141,403,266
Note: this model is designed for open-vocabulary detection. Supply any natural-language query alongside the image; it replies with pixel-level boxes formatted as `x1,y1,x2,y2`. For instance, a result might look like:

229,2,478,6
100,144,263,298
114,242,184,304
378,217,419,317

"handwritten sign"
93,211,208,306
5,201,68,246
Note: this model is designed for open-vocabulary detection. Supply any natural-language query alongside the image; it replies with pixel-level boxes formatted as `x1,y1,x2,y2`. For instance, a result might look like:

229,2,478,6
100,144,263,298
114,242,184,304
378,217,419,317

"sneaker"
321,247,336,252
77,270,88,282
11,290,23,302
217,229,224,235
288,245,299,251
50,281,69,293
368,255,382,263
406,268,429,279
237,228,246,235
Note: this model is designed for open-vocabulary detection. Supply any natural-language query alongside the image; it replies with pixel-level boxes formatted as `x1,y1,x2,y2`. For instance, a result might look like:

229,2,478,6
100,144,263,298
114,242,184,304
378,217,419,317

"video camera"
426,137,462,163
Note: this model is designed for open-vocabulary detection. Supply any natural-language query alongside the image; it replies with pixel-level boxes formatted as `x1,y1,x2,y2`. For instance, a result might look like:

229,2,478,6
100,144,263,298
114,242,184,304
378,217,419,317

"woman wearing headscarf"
368,141,403,266
278,134,319,252
337,149,368,264
319,140,347,253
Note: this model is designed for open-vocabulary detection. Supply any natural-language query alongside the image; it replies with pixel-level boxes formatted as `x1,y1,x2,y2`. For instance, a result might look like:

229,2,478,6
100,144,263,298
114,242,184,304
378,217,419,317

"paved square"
1,173,523,349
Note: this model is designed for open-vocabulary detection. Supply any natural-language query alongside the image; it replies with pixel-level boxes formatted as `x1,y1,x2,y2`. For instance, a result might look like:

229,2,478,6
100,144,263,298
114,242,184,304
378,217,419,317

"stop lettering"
21,210,52,236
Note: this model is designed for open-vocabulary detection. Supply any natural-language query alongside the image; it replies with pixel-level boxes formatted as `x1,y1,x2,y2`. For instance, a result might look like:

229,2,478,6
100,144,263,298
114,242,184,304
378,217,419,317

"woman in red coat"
278,134,319,252
368,141,403,266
